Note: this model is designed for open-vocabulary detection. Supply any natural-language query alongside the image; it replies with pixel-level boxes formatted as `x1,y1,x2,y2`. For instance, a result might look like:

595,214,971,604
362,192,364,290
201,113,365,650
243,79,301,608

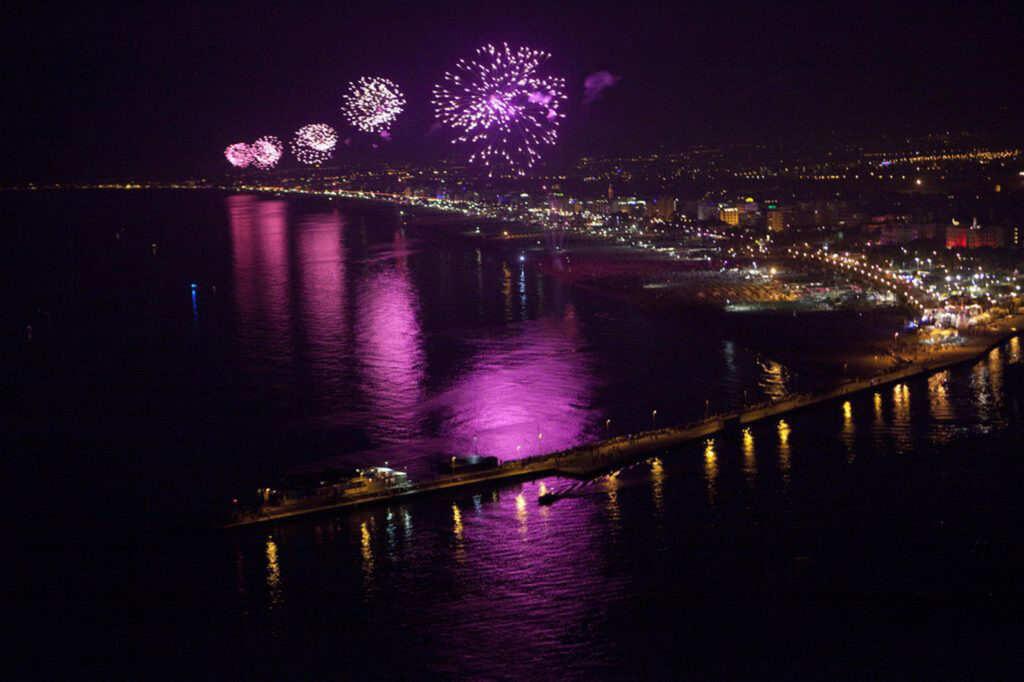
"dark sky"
4,0,1023,181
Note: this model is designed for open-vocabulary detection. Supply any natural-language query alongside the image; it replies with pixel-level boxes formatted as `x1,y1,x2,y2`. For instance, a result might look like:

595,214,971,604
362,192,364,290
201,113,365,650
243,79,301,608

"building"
547,192,572,213
697,199,719,221
945,219,1004,249
647,196,676,221
878,223,939,245
766,206,785,233
718,206,740,226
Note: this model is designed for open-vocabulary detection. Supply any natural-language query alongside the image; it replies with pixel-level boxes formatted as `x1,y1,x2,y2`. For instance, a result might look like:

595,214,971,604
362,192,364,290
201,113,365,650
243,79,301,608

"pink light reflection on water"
431,304,597,462
228,196,293,365
355,229,426,444
295,211,347,392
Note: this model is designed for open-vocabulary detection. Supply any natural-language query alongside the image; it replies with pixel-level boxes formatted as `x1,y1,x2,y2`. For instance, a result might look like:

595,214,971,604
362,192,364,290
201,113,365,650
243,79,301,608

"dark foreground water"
5,191,1023,678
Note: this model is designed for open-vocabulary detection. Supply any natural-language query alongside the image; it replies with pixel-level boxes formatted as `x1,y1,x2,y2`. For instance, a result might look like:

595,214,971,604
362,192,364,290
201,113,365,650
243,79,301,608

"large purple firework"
342,77,406,133
291,123,337,165
433,43,566,175
224,142,253,168
250,135,283,169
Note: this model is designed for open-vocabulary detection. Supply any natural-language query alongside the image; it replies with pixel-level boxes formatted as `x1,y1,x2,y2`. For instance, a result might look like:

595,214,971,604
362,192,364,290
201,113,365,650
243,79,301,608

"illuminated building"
945,219,1004,249
766,206,785,233
718,205,740,226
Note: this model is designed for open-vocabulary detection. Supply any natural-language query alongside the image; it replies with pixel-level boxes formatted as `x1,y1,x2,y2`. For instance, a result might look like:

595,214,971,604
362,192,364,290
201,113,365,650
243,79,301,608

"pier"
223,317,1022,528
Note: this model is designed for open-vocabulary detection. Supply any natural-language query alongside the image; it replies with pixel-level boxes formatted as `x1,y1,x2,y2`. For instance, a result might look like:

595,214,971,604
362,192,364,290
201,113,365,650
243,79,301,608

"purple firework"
432,43,566,175
250,135,283,169
342,77,406,133
291,123,337,165
224,142,253,168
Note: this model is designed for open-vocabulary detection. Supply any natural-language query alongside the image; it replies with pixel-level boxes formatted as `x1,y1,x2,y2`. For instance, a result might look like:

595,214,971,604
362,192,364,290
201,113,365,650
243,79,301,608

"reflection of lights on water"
538,481,548,497
741,428,756,481
265,539,282,606
873,392,883,424
452,503,464,540
777,420,791,485
987,347,1003,406
891,384,912,452
515,493,528,537
400,508,412,541
452,503,465,562
604,475,621,538
360,522,374,575
385,509,397,556
892,383,910,420
759,360,789,401
1009,336,1021,364
841,401,855,460
650,457,664,514
927,372,953,443
704,439,718,507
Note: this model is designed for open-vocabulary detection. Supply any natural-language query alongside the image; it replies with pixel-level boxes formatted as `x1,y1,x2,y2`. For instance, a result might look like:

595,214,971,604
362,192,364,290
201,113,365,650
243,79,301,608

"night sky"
5,1,1023,181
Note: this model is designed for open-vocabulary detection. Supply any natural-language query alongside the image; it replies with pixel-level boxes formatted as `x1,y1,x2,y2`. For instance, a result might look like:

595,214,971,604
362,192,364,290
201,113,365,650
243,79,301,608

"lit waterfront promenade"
224,314,1024,527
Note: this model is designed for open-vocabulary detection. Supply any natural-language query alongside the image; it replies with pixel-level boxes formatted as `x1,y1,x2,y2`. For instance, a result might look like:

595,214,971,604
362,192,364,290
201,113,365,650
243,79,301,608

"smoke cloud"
583,71,621,104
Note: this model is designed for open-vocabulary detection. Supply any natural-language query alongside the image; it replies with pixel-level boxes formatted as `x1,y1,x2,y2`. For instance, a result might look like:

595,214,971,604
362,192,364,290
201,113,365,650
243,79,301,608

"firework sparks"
432,43,566,174
224,142,253,168
291,123,337,165
250,135,284,169
342,77,406,133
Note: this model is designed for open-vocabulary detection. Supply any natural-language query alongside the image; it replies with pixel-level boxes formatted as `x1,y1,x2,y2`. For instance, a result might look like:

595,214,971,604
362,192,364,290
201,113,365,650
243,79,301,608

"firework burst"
342,77,406,133
291,123,337,165
433,43,566,174
224,142,253,168
250,135,284,169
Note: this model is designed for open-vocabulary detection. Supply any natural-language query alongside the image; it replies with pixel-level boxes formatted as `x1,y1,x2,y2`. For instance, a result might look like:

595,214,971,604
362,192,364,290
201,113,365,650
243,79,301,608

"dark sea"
5,190,1022,679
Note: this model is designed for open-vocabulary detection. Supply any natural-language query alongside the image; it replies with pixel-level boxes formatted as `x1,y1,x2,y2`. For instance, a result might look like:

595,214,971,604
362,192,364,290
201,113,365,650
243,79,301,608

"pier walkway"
223,317,1022,528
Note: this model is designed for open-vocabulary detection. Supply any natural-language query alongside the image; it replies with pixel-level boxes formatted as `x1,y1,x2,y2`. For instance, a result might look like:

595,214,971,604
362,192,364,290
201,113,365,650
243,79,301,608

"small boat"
226,466,412,527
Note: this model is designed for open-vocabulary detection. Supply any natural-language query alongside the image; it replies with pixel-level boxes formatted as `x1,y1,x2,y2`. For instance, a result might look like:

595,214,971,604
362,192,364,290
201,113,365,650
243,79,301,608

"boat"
225,466,412,527
538,492,559,506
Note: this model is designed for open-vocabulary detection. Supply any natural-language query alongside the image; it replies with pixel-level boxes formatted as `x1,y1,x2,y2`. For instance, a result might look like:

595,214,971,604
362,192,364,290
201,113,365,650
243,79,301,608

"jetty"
222,316,1022,528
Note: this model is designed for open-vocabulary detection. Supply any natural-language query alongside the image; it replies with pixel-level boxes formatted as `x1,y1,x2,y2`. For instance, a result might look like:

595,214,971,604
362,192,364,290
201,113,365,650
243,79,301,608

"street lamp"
652,409,657,430
605,418,611,439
